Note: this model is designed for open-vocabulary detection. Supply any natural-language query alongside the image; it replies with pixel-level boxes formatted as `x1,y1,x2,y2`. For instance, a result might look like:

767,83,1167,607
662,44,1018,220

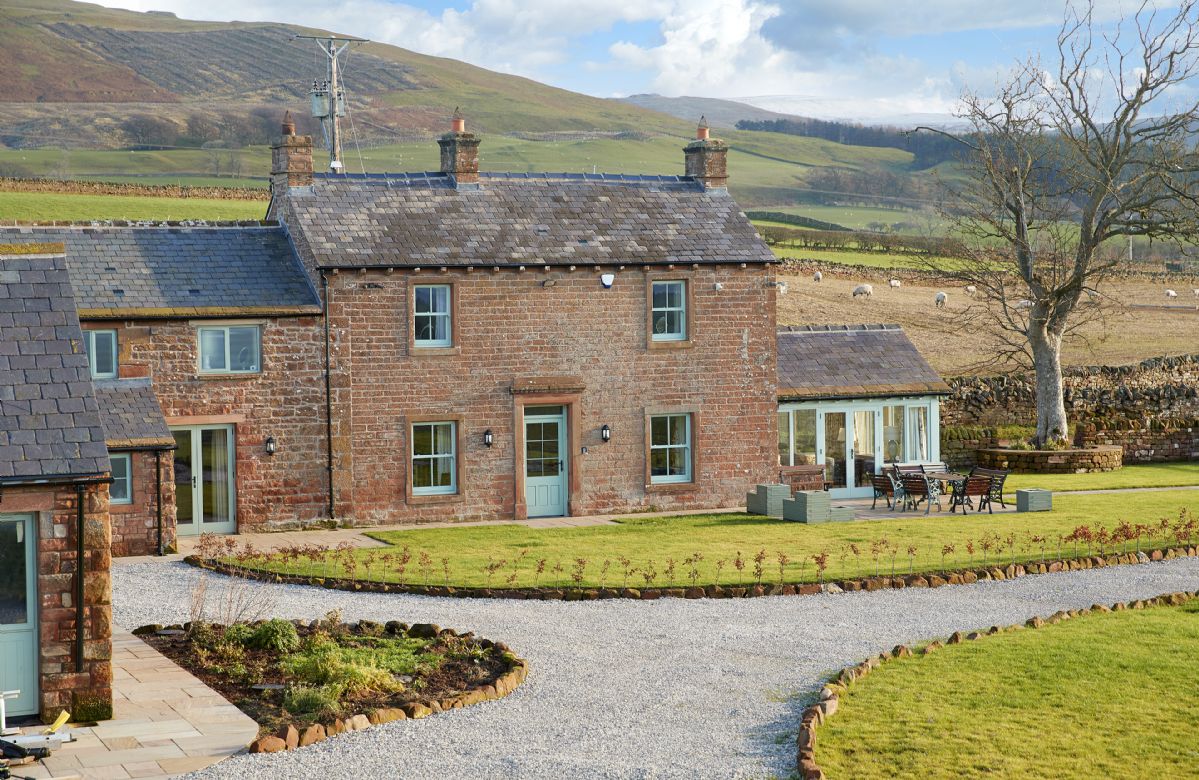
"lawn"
238,490,1199,590
815,600,1199,778
1006,462,1199,493
0,191,267,221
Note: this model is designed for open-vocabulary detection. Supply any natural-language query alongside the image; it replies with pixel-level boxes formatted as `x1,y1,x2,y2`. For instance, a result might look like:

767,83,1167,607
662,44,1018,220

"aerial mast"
295,34,367,174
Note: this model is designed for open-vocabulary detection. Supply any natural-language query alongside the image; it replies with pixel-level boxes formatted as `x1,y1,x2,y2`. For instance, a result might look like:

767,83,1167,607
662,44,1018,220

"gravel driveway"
112,557,1199,780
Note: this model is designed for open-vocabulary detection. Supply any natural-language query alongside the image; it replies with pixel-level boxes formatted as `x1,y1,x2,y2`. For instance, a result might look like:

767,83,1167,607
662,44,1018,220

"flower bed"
796,590,1199,779
132,614,528,753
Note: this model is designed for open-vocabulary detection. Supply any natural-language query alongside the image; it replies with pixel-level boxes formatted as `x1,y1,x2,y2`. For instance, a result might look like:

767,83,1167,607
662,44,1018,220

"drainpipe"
75,482,86,674
322,272,336,520
155,450,164,556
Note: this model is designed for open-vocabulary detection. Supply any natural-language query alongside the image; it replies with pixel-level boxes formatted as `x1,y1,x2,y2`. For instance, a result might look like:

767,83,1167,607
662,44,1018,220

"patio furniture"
949,476,994,514
893,464,924,476
1016,488,1052,512
779,464,830,492
920,462,951,474
900,474,942,514
971,466,1011,509
870,472,903,510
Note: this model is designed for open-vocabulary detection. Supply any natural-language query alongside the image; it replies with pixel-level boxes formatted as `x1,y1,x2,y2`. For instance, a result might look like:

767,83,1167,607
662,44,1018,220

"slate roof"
0,226,321,318
286,173,776,268
777,324,951,401
93,378,174,450
0,247,110,482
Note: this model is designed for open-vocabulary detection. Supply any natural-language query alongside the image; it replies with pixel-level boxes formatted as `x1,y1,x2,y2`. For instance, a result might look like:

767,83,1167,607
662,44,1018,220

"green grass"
816,600,1199,778
0,191,267,221
240,490,1199,590
1007,463,1199,494
765,205,942,232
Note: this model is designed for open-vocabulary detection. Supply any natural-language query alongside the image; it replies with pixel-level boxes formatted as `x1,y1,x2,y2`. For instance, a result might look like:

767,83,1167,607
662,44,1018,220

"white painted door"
525,407,567,518
0,514,38,716
173,425,237,536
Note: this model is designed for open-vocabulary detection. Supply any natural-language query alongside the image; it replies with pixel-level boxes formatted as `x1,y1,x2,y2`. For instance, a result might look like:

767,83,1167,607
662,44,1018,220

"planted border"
131,619,528,754
185,544,1199,601
794,589,1199,780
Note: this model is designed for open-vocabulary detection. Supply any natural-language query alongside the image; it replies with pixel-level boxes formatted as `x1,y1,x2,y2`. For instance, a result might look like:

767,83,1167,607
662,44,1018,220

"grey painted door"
0,513,37,716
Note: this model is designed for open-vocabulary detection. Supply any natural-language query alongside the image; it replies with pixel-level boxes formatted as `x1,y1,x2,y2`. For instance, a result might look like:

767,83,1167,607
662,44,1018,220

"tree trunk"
1028,325,1068,445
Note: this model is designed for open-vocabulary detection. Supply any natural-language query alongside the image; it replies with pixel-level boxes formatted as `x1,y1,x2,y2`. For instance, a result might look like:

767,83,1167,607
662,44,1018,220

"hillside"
616,94,795,129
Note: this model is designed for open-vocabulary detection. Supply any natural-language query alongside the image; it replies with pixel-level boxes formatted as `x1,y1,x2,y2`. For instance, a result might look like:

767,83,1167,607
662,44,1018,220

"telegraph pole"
295,34,366,173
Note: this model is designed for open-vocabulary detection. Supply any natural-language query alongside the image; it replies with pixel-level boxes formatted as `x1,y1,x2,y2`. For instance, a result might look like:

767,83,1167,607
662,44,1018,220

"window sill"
645,481,698,493
410,345,462,357
193,372,262,381
647,339,693,351
408,492,463,505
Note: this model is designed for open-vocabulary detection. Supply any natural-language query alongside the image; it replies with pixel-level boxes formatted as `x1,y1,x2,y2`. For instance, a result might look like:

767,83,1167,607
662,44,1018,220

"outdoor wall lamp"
265,435,277,456
483,429,494,448
601,424,611,442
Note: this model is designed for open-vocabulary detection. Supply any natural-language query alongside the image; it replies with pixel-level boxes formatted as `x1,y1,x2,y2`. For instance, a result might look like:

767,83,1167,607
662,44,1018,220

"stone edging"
794,589,1199,780
185,544,1199,601
131,619,529,755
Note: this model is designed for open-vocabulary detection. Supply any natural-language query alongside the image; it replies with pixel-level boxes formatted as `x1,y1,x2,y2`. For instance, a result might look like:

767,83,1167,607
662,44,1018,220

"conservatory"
776,325,951,499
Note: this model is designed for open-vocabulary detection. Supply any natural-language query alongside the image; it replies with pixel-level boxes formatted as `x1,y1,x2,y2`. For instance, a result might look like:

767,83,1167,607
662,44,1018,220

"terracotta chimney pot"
696,115,710,140
281,110,296,137
451,106,466,134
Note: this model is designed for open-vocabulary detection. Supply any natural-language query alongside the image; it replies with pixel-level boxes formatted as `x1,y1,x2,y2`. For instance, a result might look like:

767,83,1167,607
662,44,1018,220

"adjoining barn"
776,324,950,499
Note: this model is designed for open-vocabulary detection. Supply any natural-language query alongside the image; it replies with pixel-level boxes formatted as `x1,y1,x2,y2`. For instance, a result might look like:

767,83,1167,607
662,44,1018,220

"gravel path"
113,557,1199,780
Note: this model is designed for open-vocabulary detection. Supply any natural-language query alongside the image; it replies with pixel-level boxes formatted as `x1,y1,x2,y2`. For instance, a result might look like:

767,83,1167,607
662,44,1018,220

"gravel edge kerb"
129,618,530,755
184,544,1199,601
795,588,1199,780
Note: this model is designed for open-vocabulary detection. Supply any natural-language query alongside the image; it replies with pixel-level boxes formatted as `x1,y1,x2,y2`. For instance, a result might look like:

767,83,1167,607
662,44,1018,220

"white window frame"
650,280,687,342
413,284,453,348
110,453,132,505
649,413,692,484
85,329,118,380
197,325,261,374
411,421,457,495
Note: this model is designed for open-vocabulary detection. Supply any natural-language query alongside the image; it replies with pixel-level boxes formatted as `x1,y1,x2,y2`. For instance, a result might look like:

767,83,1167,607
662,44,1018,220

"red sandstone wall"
4,482,112,721
109,450,176,556
87,317,329,532
326,265,778,524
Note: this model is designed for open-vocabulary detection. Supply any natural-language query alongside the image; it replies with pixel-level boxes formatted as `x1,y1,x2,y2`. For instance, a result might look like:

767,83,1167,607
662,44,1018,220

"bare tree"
923,1,1199,445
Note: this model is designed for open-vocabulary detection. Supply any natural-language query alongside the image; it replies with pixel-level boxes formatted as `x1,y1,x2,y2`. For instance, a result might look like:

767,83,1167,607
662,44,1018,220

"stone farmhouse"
0,115,950,721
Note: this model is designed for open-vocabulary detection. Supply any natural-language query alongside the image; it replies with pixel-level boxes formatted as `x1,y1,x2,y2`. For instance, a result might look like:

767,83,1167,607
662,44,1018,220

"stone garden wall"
940,354,1199,467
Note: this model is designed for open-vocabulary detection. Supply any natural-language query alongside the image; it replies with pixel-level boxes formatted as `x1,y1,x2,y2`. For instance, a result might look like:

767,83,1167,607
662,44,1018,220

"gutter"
75,483,86,673
314,259,776,272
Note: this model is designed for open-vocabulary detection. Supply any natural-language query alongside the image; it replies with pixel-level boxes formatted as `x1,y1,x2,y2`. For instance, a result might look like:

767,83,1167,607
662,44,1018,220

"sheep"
889,278,901,289
813,271,823,283
1166,289,1178,299
1015,299,1033,310
852,284,873,299
934,291,948,308
1193,288,1199,298
964,285,977,295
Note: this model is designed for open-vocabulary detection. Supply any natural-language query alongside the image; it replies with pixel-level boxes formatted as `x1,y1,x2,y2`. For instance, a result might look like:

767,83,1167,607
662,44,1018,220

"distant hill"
615,94,795,129
0,0,953,214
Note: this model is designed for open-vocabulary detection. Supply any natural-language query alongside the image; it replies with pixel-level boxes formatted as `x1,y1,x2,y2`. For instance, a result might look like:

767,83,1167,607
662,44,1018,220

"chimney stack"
438,107,481,187
271,111,313,198
684,115,728,189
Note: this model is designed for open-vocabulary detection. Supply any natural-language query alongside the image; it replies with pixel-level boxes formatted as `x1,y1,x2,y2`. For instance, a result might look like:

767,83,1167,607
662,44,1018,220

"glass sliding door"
822,411,848,489
852,410,877,487
173,425,237,536
909,406,930,463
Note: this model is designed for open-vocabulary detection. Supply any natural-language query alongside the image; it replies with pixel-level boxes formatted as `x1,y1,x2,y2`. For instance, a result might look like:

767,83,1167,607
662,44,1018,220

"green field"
766,204,941,232
234,490,1199,590
1006,463,1199,494
768,245,956,270
816,600,1199,778
0,191,266,221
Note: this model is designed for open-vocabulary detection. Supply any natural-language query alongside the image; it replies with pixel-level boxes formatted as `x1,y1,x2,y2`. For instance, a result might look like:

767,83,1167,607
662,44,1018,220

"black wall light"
601,424,611,442
483,429,494,448
265,435,277,456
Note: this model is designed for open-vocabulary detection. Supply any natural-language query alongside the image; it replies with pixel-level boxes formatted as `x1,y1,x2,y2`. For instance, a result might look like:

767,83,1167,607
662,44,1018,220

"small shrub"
283,684,343,720
223,623,253,646
247,619,300,653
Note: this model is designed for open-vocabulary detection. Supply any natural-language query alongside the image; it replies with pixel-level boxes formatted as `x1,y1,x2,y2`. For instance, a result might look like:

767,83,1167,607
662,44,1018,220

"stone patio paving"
15,631,257,780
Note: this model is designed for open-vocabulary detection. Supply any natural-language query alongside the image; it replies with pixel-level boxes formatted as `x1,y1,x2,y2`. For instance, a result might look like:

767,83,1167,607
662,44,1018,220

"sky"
100,0,1181,122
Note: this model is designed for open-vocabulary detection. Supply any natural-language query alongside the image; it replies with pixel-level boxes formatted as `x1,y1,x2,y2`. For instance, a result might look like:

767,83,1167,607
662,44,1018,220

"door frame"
523,406,569,518
0,513,38,717
171,424,237,536
513,393,581,520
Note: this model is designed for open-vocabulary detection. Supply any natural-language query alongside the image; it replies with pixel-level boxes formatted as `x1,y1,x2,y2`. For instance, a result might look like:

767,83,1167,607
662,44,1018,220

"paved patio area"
15,631,257,780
